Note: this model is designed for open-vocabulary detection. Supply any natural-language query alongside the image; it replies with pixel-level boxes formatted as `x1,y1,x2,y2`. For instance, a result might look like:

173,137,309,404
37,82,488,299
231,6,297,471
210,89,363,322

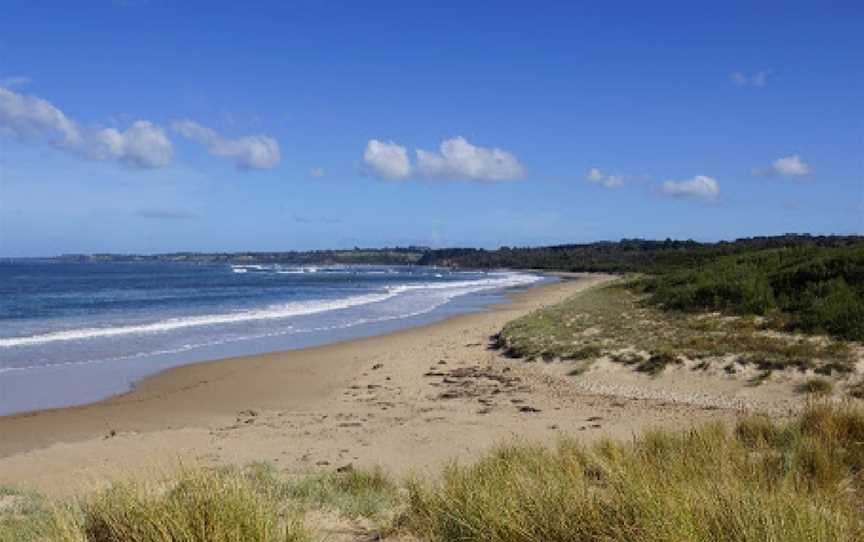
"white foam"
0,291,398,348
0,271,542,349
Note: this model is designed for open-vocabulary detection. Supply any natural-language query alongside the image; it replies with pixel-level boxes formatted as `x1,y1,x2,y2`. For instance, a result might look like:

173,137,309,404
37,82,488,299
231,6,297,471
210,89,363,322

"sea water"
0,261,546,415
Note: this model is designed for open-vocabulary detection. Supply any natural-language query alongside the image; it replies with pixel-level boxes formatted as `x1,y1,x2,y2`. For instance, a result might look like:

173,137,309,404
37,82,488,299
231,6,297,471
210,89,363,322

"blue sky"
0,0,861,257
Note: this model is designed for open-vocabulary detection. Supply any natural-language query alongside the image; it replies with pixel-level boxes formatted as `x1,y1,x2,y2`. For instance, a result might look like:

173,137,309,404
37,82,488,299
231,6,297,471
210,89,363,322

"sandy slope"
0,274,768,495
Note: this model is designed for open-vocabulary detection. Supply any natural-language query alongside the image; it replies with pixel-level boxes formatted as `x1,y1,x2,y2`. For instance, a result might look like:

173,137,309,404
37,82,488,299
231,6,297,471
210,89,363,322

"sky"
0,0,861,257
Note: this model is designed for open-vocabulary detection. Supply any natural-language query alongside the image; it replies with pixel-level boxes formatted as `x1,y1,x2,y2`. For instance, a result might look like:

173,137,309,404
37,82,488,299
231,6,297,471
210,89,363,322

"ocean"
0,261,546,415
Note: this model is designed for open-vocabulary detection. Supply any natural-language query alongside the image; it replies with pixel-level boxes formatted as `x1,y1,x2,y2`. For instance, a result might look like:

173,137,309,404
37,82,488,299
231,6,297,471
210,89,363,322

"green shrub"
635,350,680,375
643,246,864,341
797,378,834,395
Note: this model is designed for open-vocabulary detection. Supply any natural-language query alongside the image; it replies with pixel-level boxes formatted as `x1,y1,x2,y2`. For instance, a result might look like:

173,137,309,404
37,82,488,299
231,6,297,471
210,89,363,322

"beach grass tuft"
797,377,834,395
404,403,864,542
241,461,402,522
0,468,309,542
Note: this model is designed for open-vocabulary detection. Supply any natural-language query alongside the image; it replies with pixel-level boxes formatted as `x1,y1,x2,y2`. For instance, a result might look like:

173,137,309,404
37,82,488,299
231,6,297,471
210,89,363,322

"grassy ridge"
497,281,854,376
6,405,864,541
424,237,864,343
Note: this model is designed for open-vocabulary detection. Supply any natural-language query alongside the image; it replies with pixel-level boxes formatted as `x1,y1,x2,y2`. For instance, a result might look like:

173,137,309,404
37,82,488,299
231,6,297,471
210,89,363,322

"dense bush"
643,246,864,340
420,235,863,274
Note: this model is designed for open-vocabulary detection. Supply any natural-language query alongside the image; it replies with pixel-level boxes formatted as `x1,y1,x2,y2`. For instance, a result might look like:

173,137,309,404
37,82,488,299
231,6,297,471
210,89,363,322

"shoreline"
0,274,573,455
0,271,560,418
0,272,742,495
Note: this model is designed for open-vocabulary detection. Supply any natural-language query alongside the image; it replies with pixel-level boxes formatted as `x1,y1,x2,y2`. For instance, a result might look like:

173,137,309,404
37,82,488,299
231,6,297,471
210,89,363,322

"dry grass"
0,469,309,542
6,405,864,541
848,379,864,399
0,462,404,542
405,403,864,542
243,462,402,522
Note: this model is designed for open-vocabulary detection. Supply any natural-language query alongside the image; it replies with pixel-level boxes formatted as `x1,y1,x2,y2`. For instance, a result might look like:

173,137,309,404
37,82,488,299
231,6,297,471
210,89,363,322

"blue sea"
0,262,545,415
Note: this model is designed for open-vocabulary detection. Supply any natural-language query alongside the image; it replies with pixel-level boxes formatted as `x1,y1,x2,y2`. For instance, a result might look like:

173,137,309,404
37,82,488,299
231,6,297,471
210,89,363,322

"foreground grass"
243,462,402,523
406,403,864,542
0,463,401,542
497,281,856,376
0,469,311,542
6,405,864,541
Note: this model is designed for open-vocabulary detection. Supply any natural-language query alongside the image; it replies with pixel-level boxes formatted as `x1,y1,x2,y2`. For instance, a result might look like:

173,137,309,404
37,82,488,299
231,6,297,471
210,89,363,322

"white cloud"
416,136,525,181
0,85,81,147
753,154,812,178
585,168,624,188
0,85,173,169
92,121,173,169
172,119,281,170
363,139,412,180
661,175,719,201
308,167,325,178
731,71,770,87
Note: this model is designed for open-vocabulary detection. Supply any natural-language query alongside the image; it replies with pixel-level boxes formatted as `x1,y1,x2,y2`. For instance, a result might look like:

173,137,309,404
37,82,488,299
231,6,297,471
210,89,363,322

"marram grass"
405,403,864,542
1,468,309,542
4,404,864,541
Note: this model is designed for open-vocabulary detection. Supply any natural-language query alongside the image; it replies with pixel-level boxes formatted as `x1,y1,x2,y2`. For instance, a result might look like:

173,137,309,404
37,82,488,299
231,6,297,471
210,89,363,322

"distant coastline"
3,233,859,270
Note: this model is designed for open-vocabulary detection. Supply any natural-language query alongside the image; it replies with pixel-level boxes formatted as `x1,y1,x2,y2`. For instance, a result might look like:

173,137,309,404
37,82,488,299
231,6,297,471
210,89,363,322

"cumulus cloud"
172,119,281,170
0,85,81,147
660,175,719,201
416,136,525,181
363,139,412,180
731,71,770,87
585,168,625,188
92,121,173,169
0,85,174,169
753,154,812,178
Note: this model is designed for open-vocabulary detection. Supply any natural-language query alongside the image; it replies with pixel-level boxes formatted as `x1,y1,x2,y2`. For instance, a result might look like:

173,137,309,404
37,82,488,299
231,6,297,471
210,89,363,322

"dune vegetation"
407,403,864,542
497,280,857,381
639,245,864,342
4,404,864,541
428,238,864,344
